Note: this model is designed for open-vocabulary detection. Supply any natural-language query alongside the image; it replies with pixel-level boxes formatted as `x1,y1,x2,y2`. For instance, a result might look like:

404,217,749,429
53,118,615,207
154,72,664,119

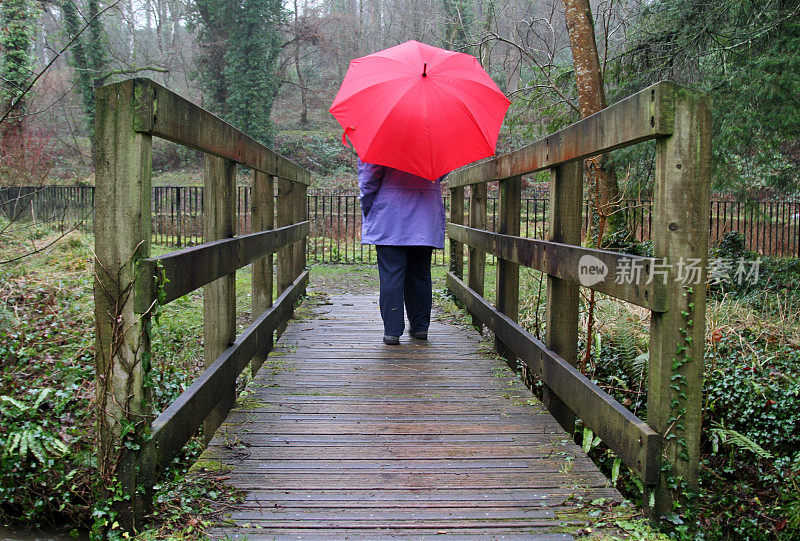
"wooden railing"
92,78,310,526
446,81,711,515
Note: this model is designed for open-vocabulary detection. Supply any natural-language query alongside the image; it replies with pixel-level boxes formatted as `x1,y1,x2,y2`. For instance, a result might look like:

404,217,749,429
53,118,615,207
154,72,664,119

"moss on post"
93,79,153,528
251,171,275,376
543,162,583,434
495,175,521,362
449,186,465,279
647,86,711,516
202,154,237,442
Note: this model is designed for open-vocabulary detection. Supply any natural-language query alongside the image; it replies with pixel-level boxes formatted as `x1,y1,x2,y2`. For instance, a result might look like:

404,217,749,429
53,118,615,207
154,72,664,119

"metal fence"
2,185,799,260
0,186,95,232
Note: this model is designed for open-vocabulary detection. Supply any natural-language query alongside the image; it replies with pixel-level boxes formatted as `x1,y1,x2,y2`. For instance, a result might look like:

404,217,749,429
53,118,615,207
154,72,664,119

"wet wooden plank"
209,445,588,459
221,471,614,489
195,293,622,538
234,487,622,502
208,528,576,540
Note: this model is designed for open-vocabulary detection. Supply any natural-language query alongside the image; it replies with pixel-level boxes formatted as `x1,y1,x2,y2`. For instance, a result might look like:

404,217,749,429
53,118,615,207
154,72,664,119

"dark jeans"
375,245,433,337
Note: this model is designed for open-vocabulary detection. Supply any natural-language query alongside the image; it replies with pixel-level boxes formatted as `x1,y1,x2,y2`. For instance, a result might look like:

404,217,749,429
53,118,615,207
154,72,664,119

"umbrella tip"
422,63,427,77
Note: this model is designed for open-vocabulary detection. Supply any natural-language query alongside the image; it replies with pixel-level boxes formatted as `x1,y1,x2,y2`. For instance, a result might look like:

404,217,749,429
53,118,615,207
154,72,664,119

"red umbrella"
329,40,510,181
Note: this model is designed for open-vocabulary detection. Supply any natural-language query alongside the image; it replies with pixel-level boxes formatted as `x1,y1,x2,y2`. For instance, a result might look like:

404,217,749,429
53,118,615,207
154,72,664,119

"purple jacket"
358,160,446,248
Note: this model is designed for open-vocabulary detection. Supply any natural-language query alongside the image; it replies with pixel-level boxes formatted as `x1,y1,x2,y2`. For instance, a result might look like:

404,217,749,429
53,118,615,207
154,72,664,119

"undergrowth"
0,222,244,538
511,231,800,540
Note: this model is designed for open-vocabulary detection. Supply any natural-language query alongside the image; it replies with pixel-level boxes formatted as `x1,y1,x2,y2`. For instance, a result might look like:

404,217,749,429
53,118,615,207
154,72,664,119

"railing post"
202,154,236,441
276,178,301,335
495,175,521,361
251,171,275,376
543,162,583,434
647,88,711,515
175,186,182,247
276,178,293,295
468,182,487,329
93,80,153,527
449,186,465,279
294,182,308,281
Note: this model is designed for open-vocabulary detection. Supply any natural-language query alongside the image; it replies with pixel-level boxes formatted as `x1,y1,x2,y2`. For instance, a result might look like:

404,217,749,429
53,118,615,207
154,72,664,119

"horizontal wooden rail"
448,224,665,311
448,81,675,187
129,78,310,185
143,270,309,473
134,221,309,313
447,272,662,484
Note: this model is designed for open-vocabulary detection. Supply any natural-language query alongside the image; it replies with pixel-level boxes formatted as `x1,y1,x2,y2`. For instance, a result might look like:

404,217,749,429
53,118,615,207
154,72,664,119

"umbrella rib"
330,75,413,112
431,80,498,154
361,83,423,160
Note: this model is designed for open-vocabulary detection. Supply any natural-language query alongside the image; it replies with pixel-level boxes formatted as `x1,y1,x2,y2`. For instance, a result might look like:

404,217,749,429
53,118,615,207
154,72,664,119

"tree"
293,0,310,125
443,0,474,52
562,0,628,378
562,0,622,243
621,0,800,197
194,0,232,115
61,0,107,127
0,0,39,150
194,0,285,144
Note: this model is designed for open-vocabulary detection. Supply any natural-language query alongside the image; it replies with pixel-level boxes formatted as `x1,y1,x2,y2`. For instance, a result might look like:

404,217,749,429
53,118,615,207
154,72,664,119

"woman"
358,159,446,345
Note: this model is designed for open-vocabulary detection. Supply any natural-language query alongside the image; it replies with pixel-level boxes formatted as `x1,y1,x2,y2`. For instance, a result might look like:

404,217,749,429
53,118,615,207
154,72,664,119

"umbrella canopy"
329,40,510,181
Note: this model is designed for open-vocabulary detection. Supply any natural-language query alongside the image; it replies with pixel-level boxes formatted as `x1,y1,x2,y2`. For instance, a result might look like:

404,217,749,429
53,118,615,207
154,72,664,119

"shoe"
409,330,428,340
383,334,400,345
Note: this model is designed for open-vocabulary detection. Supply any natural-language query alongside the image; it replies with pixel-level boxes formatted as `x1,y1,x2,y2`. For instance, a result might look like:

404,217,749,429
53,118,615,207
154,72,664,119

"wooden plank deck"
199,292,622,539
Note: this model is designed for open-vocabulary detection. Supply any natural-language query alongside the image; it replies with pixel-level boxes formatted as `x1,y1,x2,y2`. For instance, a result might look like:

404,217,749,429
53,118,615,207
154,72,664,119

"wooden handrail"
447,223,665,310
447,273,663,483
447,81,675,187
134,221,309,313
129,78,310,185
447,81,711,517
142,271,309,476
93,78,310,528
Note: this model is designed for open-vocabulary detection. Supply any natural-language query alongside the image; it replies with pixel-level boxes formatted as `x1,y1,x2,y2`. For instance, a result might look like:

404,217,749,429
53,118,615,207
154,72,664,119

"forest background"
1,0,798,198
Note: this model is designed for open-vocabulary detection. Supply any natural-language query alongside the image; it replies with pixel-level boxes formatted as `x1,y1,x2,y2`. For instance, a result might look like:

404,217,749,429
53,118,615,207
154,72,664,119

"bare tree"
562,0,621,242
562,0,627,371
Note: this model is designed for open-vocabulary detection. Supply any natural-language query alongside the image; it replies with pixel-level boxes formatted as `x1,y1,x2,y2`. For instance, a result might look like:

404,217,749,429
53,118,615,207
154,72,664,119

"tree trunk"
562,0,626,378
294,0,308,125
1,0,37,153
479,0,494,70
562,0,622,245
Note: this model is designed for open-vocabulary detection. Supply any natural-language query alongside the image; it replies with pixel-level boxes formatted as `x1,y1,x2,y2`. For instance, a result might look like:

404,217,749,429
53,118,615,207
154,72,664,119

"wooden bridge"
201,292,622,538
93,78,710,536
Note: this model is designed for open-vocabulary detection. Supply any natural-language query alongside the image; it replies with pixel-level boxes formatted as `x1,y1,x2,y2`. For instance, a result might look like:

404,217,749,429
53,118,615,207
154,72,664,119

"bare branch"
0,0,125,127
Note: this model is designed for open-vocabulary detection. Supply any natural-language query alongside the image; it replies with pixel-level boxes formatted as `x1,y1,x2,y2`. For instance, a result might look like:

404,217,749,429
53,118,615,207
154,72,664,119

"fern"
788,497,800,529
710,422,773,459
617,325,639,368
1,388,69,464
632,352,649,373
581,427,602,453
0,395,27,411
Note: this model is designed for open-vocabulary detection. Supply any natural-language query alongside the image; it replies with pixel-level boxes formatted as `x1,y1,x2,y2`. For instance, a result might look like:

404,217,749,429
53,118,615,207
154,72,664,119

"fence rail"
3,185,799,258
445,80,711,516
